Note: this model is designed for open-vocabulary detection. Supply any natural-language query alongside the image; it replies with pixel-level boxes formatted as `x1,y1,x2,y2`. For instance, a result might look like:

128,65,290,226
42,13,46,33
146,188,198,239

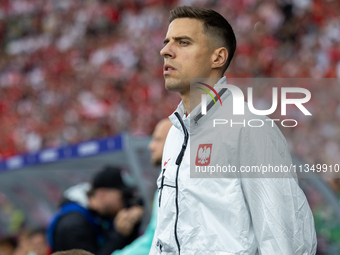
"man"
112,118,172,255
150,6,317,255
47,166,144,255
0,237,16,255
13,230,30,255
52,250,94,255
148,119,173,166
27,229,48,255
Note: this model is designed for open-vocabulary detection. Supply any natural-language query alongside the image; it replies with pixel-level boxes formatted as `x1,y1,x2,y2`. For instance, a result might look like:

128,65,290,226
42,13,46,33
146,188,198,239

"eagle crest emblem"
195,144,212,166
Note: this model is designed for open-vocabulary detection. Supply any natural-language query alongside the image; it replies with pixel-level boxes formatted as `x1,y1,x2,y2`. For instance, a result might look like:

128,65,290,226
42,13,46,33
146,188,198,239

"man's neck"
181,91,191,115
181,76,224,115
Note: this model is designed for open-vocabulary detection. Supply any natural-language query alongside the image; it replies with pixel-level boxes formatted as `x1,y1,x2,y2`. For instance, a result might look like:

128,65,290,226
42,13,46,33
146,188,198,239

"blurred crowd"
0,165,146,255
0,0,340,167
1,0,340,253
0,228,48,255
0,0,179,159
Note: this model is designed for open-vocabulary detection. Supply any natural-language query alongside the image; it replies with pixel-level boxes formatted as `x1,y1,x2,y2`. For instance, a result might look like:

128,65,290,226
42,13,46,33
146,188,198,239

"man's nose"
160,43,175,58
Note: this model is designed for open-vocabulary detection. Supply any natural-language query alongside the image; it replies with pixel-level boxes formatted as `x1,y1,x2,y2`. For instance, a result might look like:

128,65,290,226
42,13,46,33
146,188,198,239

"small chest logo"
195,144,212,166
164,158,171,167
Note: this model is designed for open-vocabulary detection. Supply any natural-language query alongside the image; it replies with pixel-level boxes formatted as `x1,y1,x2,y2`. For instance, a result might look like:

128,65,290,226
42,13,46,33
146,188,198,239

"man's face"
148,120,172,166
101,188,124,216
160,18,213,94
28,234,48,255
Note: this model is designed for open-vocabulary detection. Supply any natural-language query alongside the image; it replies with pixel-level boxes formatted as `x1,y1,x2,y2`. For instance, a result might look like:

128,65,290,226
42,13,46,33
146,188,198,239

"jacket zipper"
159,168,166,207
173,112,189,255
169,86,227,254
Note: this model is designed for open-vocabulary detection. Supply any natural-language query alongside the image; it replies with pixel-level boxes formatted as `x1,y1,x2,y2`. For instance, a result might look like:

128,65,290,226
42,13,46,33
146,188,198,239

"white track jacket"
150,77,317,255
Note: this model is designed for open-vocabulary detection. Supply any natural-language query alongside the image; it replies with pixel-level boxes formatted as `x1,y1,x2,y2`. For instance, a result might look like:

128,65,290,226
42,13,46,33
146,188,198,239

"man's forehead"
166,18,204,39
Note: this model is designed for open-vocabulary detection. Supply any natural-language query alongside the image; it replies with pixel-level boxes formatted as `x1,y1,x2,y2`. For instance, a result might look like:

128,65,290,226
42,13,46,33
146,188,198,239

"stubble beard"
164,76,189,94
152,158,162,167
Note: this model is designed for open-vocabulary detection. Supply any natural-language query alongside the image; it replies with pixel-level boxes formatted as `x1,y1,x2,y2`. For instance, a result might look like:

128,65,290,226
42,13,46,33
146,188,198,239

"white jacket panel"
150,77,317,255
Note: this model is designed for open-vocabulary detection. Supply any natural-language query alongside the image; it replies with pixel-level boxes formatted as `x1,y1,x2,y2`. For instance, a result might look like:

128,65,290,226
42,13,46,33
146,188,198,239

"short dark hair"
87,187,96,197
0,237,17,249
51,249,94,255
86,165,131,198
169,6,236,73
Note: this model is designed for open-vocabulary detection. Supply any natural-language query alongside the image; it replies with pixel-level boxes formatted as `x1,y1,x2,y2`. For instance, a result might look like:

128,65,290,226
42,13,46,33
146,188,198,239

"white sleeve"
239,122,317,254
149,238,160,255
241,177,317,255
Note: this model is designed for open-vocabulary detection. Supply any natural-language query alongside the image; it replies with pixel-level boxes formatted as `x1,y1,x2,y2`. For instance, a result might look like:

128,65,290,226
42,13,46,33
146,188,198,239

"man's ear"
211,47,228,70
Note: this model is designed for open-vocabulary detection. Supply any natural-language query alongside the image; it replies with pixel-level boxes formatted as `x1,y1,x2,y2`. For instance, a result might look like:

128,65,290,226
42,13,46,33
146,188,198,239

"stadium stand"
1,0,340,254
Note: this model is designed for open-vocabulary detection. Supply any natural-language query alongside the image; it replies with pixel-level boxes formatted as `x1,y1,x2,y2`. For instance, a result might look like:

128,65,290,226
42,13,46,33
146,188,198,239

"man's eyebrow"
163,36,194,44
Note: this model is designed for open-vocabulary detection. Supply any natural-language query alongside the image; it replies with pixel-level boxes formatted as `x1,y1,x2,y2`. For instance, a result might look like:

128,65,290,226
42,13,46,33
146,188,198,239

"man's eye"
179,41,188,45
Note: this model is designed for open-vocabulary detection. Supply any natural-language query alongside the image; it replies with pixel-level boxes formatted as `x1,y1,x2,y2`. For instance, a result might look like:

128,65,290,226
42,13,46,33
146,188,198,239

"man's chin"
151,158,162,167
164,78,176,91
100,211,115,218
164,78,186,92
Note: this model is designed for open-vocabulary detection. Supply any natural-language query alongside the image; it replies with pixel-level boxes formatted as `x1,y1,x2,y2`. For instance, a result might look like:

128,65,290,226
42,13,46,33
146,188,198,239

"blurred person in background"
13,230,30,255
313,178,340,254
26,229,48,255
148,119,173,166
112,118,172,255
51,250,94,255
328,179,340,197
0,237,17,255
47,166,144,255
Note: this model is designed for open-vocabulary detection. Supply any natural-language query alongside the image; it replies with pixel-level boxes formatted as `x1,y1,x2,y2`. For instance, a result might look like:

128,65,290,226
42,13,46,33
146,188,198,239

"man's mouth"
164,64,177,75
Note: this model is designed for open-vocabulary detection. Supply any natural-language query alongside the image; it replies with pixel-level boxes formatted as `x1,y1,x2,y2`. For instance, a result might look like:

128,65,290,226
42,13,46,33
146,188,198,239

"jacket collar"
169,100,189,132
169,76,229,133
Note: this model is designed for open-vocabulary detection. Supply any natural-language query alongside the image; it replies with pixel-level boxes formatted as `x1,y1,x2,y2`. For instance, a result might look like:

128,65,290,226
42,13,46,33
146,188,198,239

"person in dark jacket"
47,166,144,255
